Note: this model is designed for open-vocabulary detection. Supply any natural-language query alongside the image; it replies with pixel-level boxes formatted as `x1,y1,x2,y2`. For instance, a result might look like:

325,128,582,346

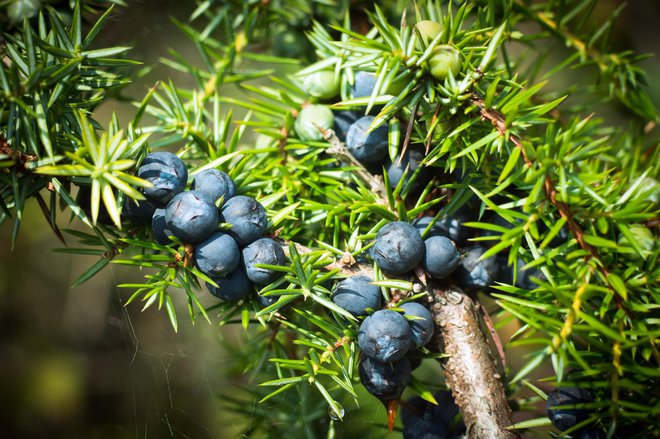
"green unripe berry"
294,105,334,141
415,20,443,45
301,70,340,100
428,45,461,80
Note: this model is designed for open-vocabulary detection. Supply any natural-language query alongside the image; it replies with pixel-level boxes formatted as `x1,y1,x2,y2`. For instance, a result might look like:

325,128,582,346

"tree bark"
428,283,518,439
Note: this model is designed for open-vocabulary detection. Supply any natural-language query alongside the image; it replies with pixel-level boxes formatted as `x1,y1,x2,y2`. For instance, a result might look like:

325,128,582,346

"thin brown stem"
183,243,195,268
397,100,419,166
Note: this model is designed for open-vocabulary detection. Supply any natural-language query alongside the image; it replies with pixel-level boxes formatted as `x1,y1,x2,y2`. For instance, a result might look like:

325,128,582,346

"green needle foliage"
1,0,659,437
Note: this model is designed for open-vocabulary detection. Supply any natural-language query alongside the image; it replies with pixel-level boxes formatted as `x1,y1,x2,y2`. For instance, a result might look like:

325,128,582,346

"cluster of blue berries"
294,63,557,430
127,151,286,303
328,211,548,426
330,273,438,413
328,225,451,415
414,208,548,293
357,302,434,401
337,221,457,408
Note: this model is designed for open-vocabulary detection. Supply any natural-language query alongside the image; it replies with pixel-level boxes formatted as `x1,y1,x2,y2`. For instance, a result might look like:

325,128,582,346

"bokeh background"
1,1,659,437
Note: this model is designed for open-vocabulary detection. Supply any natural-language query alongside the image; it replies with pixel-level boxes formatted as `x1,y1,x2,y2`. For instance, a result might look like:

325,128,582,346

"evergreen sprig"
1,0,658,437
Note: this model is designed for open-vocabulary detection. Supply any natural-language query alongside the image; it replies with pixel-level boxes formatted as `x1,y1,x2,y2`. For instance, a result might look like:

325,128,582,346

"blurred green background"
1,1,659,438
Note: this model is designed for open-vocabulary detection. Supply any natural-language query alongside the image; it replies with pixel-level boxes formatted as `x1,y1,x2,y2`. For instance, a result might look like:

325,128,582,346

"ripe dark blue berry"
516,265,546,290
137,151,188,207
400,302,434,349
122,197,157,225
577,428,606,439
386,149,425,189
333,110,359,142
345,116,389,164
407,353,422,371
401,391,465,439
165,191,219,243
358,309,413,363
456,245,500,293
422,236,460,279
242,238,286,285
206,267,253,302
254,291,278,308
371,221,425,274
220,195,268,248
358,356,411,401
191,169,236,204
436,204,476,245
332,275,381,316
194,232,240,278
496,257,546,289
496,254,514,285
412,216,444,239
479,212,518,244
546,387,594,431
151,208,172,245
351,71,377,98
76,185,113,225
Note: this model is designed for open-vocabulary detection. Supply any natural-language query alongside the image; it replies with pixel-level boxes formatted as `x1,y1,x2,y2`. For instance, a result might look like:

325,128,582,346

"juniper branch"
281,239,517,437
470,94,627,311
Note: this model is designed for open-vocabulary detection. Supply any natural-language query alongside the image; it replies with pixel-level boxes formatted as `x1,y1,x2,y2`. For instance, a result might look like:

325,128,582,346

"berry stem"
183,243,195,268
385,399,398,433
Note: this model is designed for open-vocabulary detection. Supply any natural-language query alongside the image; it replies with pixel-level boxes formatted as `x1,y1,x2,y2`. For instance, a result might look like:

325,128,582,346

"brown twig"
397,100,419,166
183,243,195,268
428,284,518,439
